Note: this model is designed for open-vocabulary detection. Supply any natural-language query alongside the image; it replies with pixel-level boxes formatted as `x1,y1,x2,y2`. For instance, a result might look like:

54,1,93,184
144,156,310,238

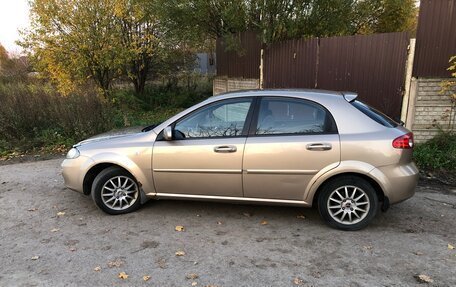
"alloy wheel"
101,176,139,211
327,185,371,225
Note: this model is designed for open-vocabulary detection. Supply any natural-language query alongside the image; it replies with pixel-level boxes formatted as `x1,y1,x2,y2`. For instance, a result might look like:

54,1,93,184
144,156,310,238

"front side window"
174,99,252,139
256,98,334,135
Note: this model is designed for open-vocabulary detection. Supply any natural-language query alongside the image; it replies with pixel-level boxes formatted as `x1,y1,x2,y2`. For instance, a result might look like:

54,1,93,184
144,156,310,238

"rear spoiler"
342,92,358,103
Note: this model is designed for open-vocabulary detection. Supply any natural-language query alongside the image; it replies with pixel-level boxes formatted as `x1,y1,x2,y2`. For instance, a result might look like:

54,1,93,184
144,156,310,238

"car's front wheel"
318,176,379,231
91,167,141,215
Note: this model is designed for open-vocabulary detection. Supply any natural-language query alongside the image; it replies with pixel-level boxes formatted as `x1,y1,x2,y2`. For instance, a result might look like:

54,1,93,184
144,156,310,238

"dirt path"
0,159,455,286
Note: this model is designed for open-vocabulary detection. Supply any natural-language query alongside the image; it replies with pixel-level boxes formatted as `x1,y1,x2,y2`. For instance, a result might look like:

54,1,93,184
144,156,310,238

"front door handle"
214,145,237,153
306,143,332,151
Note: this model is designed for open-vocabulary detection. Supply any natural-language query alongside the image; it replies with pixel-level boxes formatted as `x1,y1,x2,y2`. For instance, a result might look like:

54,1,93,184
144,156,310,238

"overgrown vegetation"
413,56,456,178
413,131,456,173
0,76,212,157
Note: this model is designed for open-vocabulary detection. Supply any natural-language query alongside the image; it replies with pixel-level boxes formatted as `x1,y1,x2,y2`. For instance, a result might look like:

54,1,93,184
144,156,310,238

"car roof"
211,89,351,101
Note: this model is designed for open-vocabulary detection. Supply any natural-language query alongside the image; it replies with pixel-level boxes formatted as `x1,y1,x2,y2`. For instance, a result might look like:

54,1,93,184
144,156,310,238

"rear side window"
255,97,337,135
351,101,398,128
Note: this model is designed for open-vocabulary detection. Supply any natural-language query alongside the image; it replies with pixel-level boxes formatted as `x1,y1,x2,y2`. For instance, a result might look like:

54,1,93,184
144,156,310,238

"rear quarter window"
351,101,398,128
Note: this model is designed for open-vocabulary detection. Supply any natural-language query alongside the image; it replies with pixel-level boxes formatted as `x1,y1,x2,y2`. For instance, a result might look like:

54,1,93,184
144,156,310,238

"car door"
152,97,254,197
243,96,340,200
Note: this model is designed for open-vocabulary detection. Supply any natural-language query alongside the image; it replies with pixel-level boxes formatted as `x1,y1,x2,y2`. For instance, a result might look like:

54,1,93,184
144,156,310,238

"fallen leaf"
260,220,268,225
175,250,186,256
186,273,199,280
242,212,252,217
363,245,373,250
192,282,198,286
414,251,424,256
414,274,433,283
216,221,223,225
57,211,65,216
196,214,201,217
296,215,306,219
31,256,40,260
27,208,38,212
94,266,101,272
156,257,167,269
108,258,124,268
50,228,59,232
448,244,454,250
118,272,129,280
69,247,76,252
293,277,304,285
175,225,185,232
143,275,151,281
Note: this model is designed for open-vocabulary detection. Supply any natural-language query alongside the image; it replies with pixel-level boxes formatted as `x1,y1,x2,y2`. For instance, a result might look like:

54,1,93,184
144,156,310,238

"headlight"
66,148,80,159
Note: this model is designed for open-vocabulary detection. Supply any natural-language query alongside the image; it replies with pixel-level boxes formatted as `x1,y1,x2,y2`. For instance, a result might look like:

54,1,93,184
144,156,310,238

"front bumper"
370,162,419,204
61,155,94,193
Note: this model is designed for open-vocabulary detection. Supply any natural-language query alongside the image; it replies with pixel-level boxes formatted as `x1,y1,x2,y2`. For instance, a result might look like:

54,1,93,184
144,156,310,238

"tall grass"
0,76,213,154
0,79,114,153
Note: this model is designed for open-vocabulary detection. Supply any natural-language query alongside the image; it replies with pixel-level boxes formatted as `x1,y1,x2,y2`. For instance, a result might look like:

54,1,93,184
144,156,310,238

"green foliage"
355,0,417,35
0,76,212,154
20,0,186,97
157,0,418,45
440,56,456,131
414,131,456,172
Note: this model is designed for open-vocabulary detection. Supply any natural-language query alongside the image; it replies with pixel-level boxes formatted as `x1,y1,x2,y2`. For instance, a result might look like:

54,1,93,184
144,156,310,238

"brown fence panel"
318,33,409,118
216,31,261,78
413,0,456,78
264,38,318,89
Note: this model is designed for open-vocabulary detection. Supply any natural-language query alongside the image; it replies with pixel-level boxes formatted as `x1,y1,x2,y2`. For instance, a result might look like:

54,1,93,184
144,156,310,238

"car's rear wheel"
318,176,378,231
91,167,141,215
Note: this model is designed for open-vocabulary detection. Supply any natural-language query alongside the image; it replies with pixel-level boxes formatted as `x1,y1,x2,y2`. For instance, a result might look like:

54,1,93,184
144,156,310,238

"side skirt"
146,193,311,207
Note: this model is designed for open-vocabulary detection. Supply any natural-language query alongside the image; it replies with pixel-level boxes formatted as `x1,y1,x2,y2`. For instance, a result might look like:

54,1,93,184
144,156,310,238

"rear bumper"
61,156,94,193
369,162,419,204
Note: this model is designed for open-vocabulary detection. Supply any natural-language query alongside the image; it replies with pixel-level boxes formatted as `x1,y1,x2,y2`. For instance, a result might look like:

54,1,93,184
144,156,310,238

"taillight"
392,132,414,149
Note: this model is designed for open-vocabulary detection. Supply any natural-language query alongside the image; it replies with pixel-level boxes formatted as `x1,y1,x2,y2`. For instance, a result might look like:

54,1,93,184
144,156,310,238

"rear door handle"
306,143,332,151
214,145,237,153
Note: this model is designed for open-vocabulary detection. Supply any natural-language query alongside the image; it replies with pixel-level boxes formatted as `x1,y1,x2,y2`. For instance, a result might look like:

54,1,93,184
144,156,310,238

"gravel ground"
0,158,455,287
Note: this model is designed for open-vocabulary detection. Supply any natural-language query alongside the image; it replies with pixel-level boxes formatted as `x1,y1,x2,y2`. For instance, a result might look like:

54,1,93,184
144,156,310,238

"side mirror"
163,125,173,141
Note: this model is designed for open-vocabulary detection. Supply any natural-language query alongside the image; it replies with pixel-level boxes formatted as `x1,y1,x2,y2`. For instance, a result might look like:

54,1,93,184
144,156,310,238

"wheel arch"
83,161,151,205
83,163,133,195
310,172,385,208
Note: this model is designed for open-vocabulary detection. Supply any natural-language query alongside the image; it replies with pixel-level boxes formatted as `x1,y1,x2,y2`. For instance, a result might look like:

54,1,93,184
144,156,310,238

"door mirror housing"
163,126,173,141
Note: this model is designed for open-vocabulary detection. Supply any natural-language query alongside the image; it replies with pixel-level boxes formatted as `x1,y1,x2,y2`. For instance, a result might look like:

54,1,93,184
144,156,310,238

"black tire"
91,166,142,215
318,176,379,231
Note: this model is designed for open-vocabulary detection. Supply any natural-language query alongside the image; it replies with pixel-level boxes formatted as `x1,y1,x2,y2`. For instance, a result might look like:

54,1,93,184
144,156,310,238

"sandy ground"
0,158,455,287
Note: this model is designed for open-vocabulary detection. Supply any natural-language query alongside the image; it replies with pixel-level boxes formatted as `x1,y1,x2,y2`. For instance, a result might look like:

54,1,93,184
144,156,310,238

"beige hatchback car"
62,90,418,230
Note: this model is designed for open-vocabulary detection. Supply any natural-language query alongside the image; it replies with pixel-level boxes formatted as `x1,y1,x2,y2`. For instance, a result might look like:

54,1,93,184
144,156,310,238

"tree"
354,0,418,35
115,0,162,94
21,0,121,96
0,43,30,79
21,0,165,96
157,0,417,45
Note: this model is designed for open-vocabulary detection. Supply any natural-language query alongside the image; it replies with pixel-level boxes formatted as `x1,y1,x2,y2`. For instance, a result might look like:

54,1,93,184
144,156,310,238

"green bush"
413,131,456,172
111,78,212,111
